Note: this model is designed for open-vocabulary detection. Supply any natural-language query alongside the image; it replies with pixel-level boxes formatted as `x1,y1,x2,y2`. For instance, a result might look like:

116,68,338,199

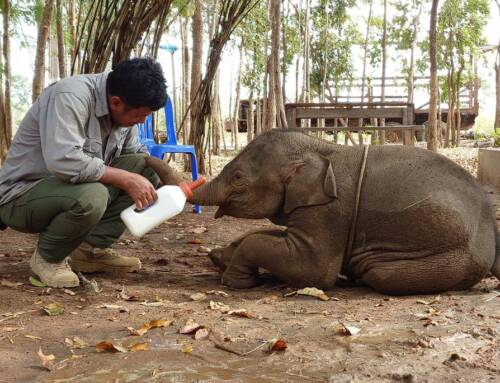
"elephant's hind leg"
360,250,486,295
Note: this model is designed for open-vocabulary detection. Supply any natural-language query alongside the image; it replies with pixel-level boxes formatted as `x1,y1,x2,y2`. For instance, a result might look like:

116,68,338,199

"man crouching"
0,58,182,288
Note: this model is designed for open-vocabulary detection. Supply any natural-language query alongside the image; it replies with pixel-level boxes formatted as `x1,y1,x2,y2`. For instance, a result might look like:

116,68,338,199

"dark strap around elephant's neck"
344,144,369,267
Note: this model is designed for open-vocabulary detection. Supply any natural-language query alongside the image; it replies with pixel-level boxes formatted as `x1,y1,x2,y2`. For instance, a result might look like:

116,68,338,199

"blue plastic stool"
138,96,201,214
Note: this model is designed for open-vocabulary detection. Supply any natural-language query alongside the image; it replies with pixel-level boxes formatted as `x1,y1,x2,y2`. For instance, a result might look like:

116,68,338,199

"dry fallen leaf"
189,227,207,234
97,304,124,310
416,296,441,305
63,289,76,296
25,335,42,341
197,246,211,254
296,287,330,301
118,287,141,301
37,347,55,370
186,239,203,245
333,323,360,336
206,290,229,297
140,301,169,307
129,342,149,352
228,309,254,319
267,338,287,352
95,341,128,353
128,319,172,336
65,337,86,349
43,303,64,316
179,318,203,334
194,328,210,340
181,343,193,353
190,292,207,301
1,279,23,288
209,301,230,313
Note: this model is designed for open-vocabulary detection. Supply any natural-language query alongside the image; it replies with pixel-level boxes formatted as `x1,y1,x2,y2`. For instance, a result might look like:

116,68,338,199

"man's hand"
100,166,157,210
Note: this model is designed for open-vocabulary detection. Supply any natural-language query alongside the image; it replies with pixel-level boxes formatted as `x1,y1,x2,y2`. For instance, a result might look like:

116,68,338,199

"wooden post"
286,106,297,129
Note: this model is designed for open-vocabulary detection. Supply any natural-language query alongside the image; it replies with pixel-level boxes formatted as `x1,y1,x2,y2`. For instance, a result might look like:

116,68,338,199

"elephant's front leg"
221,229,343,290
208,229,284,276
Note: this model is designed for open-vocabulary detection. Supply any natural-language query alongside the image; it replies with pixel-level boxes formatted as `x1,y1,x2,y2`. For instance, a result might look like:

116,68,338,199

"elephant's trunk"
188,176,228,207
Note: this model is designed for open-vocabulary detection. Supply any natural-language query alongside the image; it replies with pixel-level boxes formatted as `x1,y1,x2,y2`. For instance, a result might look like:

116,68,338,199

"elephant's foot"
208,246,234,274
222,266,260,289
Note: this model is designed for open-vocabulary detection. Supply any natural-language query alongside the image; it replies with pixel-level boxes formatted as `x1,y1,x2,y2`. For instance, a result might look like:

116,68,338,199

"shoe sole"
69,260,141,273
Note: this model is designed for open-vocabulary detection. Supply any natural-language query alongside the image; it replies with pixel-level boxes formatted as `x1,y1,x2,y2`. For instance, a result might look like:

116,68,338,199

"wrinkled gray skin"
146,156,185,186
184,130,499,295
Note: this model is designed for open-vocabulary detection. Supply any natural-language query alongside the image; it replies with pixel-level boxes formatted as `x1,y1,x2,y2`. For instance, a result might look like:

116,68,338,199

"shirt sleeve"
40,91,105,183
121,124,150,155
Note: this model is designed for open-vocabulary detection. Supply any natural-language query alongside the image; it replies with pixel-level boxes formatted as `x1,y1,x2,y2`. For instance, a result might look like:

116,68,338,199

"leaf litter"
127,319,172,336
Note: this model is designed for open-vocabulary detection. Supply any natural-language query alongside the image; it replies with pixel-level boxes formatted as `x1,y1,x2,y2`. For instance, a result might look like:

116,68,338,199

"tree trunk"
295,0,302,103
495,43,500,133
56,0,66,78
408,0,424,105
361,0,373,140
180,17,191,144
262,0,270,131
49,22,58,83
494,0,500,133
427,0,439,152
33,0,54,103
445,70,451,148
455,67,463,147
379,0,387,144
295,55,300,103
302,0,310,104
247,91,254,142
232,40,244,151
281,0,287,106
2,0,12,157
211,69,221,155
256,91,262,135
271,0,286,128
188,0,203,170
266,0,278,130
320,10,330,132
67,0,76,74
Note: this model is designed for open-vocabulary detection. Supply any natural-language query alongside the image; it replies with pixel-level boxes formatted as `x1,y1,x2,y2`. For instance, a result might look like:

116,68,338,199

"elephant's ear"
283,153,337,214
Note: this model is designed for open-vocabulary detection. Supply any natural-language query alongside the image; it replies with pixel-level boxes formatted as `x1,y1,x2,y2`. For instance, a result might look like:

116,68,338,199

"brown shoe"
29,250,79,288
69,242,141,273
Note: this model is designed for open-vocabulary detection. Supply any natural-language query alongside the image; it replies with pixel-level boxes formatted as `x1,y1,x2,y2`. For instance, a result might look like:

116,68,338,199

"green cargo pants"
0,154,159,263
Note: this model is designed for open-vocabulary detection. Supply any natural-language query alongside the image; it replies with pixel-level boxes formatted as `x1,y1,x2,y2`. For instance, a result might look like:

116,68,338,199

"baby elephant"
186,130,499,295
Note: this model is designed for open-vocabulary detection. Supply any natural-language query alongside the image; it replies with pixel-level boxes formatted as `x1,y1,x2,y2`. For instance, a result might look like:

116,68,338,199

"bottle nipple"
179,177,207,199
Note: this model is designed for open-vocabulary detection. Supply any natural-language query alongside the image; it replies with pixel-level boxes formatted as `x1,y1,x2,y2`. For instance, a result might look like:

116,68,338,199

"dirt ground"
0,148,499,383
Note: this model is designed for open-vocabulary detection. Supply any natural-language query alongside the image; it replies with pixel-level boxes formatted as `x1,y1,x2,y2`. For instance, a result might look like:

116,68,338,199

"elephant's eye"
232,171,244,184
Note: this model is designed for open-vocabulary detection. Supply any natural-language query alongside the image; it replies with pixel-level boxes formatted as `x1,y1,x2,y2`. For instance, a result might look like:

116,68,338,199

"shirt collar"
95,71,111,118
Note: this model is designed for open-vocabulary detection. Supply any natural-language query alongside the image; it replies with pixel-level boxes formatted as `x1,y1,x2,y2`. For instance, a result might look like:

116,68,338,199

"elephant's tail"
492,228,500,280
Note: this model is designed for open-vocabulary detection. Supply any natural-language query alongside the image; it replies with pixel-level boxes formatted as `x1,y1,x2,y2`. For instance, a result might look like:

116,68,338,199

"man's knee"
74,183,109,225
110,153,148,174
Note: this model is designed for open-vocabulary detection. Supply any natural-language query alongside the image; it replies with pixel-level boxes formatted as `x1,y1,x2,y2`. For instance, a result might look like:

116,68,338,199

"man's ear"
107,95,125,111
283,154,337,215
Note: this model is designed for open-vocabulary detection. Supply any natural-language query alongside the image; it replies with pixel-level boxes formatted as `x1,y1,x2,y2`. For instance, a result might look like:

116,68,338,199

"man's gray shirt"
0,72,148,205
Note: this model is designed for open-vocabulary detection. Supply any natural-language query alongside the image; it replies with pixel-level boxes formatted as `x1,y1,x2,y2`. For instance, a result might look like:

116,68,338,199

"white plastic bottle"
120,177,206,238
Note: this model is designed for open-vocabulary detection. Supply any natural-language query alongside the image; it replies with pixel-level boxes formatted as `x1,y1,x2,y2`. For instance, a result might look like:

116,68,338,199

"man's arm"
100,166,157,210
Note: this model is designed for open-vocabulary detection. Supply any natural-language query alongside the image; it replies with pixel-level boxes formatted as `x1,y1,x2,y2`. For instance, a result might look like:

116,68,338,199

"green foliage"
437,0,489,93
235,2,266,92
309,0,359,98
172,0,196,18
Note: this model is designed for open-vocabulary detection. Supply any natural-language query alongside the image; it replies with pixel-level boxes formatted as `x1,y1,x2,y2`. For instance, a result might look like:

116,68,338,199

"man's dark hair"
107,58,167,110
